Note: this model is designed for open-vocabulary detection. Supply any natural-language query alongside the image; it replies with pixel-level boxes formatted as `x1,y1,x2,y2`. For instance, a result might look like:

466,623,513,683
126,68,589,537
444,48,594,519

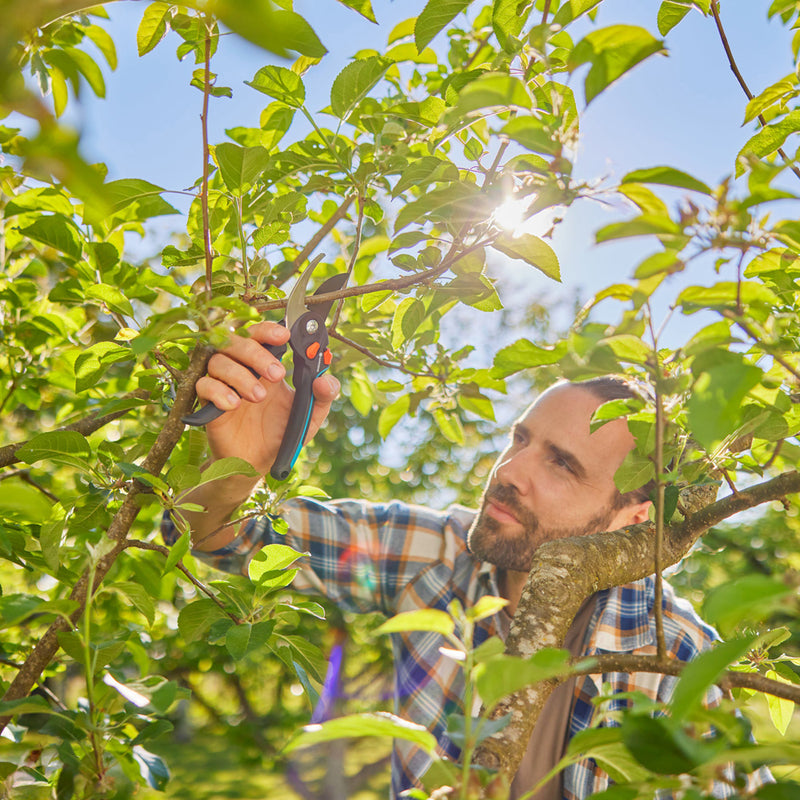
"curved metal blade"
285,253,326,327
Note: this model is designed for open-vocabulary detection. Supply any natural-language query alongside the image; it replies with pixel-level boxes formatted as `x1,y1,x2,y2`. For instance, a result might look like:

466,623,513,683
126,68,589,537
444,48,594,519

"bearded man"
163,320,764,799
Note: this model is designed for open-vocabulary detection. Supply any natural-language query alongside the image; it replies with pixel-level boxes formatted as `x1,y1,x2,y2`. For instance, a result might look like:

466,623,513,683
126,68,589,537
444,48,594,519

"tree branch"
473,470,800,777
251,237,493,314
0,345,213,732
200,17,214,296
124,539,239,621
572,653,800,705
0,389,150,469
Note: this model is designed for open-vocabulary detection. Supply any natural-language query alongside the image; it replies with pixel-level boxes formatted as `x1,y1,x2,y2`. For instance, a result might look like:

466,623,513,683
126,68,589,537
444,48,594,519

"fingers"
196,323,289,408
307,375,341,436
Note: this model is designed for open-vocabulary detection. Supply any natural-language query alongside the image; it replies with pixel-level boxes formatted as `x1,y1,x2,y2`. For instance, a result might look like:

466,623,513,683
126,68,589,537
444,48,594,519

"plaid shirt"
162,498,766,799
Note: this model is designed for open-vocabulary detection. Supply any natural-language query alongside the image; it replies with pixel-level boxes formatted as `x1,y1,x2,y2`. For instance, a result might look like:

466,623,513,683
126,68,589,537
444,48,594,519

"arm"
177,321,340,551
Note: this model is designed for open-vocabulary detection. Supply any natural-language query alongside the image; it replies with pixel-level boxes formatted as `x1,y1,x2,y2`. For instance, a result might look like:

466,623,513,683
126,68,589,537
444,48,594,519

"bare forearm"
178,471,262,551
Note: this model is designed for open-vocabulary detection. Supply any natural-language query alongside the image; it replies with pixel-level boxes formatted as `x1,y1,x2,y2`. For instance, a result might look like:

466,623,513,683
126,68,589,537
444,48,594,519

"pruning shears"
181,255,347,481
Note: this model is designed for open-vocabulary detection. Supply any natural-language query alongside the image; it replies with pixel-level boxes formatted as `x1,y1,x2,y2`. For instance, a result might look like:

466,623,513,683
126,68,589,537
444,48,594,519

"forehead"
517,384,635,474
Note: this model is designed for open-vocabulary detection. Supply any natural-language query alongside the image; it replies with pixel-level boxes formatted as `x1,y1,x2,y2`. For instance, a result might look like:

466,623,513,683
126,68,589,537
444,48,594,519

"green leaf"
392,297,426,349
474,649,590,712
164,529,190,574
378,394,410,438
86,24,118,70
19,214,83,260
432,408,465,445
194,457,260,488
0,696,53,717
492,0,530,50
491,338,567,378
137,2,171,56
286,711,438,753
0,594,44,629
16,431,93,472
248,543,308,583
213,2,326,58
113,582,156,626
595,214,681,243
621,714,698,774
334,0,377,22
702,576,793,637
330,56,391,119
455,73,532,115
670,636,756,722
687,353,763,450
374,609,455,638
552,0,603,26
621,166,711,194
177,599,228,641
766,670,795,735
613,451,654,494
744,74,798,125
491,232,561,281
246,65,306,107
737,109,800,175
565,727,650,784
226,622,252,660
569,26,666,104
214,143,270,193
74,341,131,392
657,1,692,35
466,596,508,621
91,178,179,224
132,745,170,791
415,0,472,52
64,46,105,98
84,283,135,317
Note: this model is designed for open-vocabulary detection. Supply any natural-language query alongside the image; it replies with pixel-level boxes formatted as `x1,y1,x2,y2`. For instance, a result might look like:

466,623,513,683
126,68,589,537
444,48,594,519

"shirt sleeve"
161,497,463,617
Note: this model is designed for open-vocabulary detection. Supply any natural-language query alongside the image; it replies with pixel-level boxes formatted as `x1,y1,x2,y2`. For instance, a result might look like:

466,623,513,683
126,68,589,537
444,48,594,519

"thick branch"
0,346,212,732
0,389,150,469
473,470,800,777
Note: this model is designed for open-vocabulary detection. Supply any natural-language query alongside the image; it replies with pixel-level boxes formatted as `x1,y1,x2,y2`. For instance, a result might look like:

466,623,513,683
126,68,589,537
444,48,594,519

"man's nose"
494,448,533,494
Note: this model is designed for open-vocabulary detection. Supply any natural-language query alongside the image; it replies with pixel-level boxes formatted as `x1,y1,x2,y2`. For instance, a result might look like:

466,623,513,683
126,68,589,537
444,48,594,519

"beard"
467,482,617,572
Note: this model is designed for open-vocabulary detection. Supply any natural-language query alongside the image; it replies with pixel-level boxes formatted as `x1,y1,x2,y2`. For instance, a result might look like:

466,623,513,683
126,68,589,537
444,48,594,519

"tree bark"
473,471,800,777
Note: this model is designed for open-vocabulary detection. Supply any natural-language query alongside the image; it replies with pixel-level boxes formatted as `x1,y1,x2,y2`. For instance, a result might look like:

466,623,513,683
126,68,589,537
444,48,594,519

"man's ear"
627,501,651,525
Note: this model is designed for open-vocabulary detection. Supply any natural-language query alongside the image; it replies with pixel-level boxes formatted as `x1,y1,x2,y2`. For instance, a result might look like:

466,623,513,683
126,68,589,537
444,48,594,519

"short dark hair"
569,376,654,507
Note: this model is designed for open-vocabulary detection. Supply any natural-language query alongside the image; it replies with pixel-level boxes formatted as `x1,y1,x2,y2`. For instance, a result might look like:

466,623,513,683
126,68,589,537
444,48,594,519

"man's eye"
552,454,573,473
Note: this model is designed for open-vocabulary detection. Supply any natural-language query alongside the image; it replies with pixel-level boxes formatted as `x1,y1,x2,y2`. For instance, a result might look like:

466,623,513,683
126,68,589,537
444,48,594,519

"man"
163,321,758,798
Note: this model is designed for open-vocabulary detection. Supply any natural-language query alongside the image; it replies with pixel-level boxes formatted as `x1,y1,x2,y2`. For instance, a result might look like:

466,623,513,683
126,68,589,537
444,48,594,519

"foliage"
3,0,800,797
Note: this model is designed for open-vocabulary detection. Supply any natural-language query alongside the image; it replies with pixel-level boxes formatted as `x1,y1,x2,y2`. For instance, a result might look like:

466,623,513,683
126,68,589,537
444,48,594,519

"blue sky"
63,1,798,344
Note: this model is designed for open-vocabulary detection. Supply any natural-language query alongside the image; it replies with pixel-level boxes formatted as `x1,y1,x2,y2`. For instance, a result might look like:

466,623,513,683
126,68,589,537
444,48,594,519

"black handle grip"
181,338,287,427
270,312,331,481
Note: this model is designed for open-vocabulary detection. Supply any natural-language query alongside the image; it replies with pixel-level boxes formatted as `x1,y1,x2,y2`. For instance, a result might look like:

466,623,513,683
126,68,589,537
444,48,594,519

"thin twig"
124,539,240,621
710,0,800,183
293,194,355,269
252,237,494,314
0,389,150,469
646,307,666,660
200,17,214,296
330,331,440,380
329,193,364,334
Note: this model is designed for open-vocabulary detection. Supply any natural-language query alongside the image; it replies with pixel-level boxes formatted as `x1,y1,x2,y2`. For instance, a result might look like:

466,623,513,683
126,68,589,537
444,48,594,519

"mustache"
484,482,534,524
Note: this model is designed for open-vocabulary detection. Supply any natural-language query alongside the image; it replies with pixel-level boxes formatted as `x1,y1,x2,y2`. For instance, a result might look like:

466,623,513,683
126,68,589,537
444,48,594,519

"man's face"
468,383,647,572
